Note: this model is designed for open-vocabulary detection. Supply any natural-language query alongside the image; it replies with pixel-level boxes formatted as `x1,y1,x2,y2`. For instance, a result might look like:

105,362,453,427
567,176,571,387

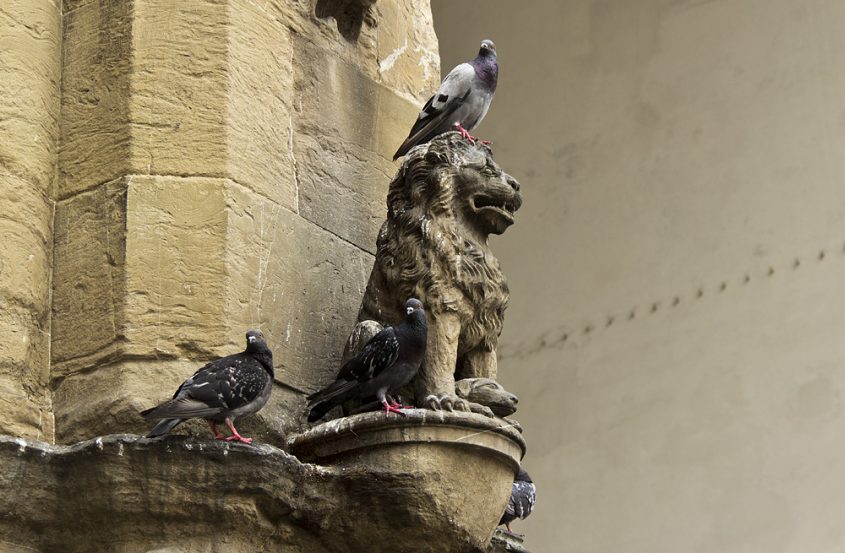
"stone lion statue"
352,132,522,415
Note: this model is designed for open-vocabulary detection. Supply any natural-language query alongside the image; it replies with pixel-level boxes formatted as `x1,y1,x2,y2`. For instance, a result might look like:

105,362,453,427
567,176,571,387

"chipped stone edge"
288,409,527,467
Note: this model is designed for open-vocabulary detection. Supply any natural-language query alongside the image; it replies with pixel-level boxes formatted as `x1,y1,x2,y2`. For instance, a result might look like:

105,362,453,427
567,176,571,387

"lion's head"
391,132,522,241
360,133,522,346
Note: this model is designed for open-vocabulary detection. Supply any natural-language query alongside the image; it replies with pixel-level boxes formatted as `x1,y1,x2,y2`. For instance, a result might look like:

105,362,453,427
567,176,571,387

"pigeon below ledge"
499,467,536,533
307,298,427,422
393,39,498,160
141,329,274,445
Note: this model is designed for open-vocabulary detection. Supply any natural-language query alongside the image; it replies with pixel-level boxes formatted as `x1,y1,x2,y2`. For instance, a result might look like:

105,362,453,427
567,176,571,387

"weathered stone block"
59,0,132,198
292,37,421,249
374,0,439,103
293,36,421,159
295,133,393,252
61,0,298,210
227,0,297,210
223,183,374,425
0,0,61,190
0,307,52,440
0,175,53,313
123,176,229,357
129,0,229,180
52,180,127,367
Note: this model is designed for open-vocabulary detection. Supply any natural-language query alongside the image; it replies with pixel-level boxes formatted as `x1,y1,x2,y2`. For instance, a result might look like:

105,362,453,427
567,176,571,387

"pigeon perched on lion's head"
394,40,498,160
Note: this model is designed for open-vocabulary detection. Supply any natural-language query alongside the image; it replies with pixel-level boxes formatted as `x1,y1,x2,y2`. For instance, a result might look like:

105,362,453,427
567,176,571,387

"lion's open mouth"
471,195,518,223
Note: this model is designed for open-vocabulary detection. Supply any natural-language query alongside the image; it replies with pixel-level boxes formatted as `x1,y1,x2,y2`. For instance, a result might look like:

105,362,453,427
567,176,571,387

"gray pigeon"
307,298,427,422
499,467,536,532
393,39,498,160
141,329,274,444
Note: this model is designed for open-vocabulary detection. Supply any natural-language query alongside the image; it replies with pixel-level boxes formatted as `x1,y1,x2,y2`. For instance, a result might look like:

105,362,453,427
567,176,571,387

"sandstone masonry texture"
43,0,440,443
0,0,61,440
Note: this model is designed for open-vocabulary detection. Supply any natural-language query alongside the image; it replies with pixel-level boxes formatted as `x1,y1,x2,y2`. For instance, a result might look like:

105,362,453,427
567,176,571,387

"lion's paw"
423,394,494,417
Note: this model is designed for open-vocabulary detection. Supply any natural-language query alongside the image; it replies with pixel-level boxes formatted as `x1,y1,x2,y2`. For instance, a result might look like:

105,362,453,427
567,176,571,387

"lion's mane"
359,134,509,356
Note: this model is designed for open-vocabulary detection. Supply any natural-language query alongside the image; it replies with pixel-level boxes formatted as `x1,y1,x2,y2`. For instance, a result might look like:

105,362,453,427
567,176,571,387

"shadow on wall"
315,0,377,41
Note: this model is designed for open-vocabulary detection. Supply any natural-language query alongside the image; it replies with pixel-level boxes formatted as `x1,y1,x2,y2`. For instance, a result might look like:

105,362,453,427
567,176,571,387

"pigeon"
499,467,536,532
307,298,427,422
393,39,498,160
141,329,274,444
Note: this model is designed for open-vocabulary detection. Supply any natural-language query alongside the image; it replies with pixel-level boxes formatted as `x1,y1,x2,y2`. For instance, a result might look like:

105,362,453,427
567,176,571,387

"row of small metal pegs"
501,244,842,361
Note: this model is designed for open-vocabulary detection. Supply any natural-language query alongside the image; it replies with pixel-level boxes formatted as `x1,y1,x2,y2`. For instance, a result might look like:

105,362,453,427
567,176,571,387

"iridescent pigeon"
307,298,427,422
499,467,536,532
141,329,274,444
393,39,498,160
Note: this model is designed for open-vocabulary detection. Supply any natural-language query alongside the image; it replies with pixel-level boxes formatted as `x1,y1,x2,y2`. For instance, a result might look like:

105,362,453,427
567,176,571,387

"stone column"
0,0,61,440
52,0,438,443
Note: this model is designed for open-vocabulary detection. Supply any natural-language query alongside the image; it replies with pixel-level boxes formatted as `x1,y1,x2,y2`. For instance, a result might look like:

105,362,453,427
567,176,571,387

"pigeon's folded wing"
393,63,475,159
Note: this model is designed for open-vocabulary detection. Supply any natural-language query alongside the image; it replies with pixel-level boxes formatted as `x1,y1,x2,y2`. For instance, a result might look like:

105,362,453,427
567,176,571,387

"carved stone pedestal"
291,410,526,552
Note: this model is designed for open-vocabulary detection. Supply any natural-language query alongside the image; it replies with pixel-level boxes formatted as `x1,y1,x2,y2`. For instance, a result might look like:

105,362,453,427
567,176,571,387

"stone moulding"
290,409,526,466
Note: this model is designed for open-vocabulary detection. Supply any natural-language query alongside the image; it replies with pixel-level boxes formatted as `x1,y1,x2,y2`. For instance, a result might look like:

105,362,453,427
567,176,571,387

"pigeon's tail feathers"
306,379,358,405
307,400,337,423
146,417,183,438
306,380,359,423
141,398,220,420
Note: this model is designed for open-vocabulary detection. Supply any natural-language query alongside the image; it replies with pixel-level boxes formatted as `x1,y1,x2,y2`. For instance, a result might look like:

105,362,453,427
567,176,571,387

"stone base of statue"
291,409,526,552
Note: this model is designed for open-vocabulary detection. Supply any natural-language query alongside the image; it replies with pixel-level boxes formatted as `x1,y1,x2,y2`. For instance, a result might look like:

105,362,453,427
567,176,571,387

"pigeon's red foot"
208,421,225,440
480,139,492,145
223,417,253,444
453,123,476,144
389,399,410,409
382,400,407,417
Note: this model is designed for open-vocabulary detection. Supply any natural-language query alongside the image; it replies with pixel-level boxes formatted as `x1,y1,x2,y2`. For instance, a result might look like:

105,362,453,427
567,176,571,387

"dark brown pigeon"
141,329,273,444
307,298,427,422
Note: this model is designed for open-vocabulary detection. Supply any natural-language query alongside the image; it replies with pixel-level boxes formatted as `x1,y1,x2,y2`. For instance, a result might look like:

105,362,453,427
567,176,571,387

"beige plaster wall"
433,1,845,551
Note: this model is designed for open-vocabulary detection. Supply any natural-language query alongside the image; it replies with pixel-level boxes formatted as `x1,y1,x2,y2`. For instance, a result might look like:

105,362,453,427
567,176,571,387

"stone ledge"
1,424,522,553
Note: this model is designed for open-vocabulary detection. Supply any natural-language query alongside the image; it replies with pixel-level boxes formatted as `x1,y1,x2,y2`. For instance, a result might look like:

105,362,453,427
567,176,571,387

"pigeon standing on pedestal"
307,298,427,422
393,40,498,160
141,329,274,444
499,467,536,533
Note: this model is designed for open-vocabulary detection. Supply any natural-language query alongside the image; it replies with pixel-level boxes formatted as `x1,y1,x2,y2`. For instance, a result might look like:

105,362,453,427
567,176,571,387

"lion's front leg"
414,314,495,417
459,346,498,380
416,312,471,413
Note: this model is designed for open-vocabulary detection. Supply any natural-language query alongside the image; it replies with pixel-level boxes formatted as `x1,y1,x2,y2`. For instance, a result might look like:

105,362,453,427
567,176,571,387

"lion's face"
454,155,522,236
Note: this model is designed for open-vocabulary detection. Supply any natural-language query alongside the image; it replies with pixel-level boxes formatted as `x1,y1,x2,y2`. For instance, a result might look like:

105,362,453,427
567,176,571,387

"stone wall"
0,0,439,444
0,0,61,441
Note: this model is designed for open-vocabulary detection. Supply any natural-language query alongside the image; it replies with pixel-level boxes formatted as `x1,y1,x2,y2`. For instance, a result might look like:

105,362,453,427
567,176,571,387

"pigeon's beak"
248,336,257,343
406,307,414,315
